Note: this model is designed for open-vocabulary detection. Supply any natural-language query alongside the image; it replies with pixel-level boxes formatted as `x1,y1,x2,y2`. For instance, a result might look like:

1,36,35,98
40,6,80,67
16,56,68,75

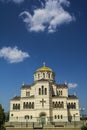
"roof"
11,96,20,101
56,84,68,88
21,84,31,89
68,95,78,99
21,95,34,99
52,95,67,98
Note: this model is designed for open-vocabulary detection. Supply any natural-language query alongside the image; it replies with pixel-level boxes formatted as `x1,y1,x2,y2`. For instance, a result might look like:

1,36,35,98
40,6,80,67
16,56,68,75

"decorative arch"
39,112,46,117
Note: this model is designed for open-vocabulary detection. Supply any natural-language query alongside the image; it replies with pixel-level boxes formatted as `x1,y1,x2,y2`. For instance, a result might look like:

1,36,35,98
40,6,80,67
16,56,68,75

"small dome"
34,63,55,82
37,66,52,72
36,63,53,72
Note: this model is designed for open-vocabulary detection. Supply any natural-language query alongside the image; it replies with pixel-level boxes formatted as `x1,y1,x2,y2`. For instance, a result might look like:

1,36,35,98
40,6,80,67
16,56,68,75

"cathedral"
9,64,80,124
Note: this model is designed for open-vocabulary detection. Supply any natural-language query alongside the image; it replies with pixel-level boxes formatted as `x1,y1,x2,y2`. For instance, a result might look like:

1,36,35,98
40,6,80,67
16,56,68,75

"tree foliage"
5,112,9,122
81,124,87,130
0,104,5,128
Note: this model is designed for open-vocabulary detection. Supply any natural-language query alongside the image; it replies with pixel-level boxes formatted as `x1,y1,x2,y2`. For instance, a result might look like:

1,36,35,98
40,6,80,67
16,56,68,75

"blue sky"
0,0,87,114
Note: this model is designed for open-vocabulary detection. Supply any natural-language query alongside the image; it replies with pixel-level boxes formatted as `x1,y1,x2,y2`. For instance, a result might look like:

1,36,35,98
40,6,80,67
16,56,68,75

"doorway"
39,112,46,125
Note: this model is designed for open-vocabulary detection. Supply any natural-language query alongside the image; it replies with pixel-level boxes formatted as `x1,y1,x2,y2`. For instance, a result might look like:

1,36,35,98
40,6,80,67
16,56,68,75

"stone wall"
6,128,81,130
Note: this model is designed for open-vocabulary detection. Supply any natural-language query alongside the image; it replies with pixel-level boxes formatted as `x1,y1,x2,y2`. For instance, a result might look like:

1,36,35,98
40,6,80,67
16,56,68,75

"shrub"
0,126,6,130
81,125,87,130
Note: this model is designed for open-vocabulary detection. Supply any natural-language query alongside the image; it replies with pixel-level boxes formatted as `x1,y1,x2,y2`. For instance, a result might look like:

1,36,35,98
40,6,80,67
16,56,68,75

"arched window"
71,103,73,109
32,102,34,109
74,103,76,109
42,86,44,95
29,102,31,109
39,88,41,95
45,88,47,95
68,103,71,109
54,102,56,108
61,101,64,108
59,91,60,95
26,102,29,109
15,104,17,109
26,91,30,97
52,102,54,108
38,73,40,79
55,115,57,119
23,102,26,109
55,101,57,108
61,115,63,119
18,104,20,109
61,91,62,95
58,115,59,119
48,73,50,78
58,102,61,108
25,115,29,119
43,73,45,78
13,104,15,110
31,115,32,119
69,103,70,107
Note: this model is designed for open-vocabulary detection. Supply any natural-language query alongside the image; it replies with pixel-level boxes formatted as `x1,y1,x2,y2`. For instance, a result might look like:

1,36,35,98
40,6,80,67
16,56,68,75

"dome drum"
34,65,55,82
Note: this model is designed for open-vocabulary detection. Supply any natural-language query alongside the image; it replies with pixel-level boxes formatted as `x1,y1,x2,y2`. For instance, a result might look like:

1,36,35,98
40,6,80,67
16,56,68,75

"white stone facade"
9,65,80,123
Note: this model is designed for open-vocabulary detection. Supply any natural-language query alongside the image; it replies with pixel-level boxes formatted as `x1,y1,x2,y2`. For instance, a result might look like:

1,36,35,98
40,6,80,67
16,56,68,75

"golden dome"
37,66,52,72
37,63,53,72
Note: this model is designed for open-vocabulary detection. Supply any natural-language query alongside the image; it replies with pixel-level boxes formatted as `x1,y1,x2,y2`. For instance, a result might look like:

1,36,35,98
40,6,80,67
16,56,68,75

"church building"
9,64,80,124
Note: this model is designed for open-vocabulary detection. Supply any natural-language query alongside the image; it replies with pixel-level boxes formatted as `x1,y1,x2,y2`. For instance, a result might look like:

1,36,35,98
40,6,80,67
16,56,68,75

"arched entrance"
39,112,46,125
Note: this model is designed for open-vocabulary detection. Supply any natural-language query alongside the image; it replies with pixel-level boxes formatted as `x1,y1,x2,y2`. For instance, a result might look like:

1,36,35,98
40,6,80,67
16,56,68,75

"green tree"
0,104,5,128
81,125,87,130
5,112,9,122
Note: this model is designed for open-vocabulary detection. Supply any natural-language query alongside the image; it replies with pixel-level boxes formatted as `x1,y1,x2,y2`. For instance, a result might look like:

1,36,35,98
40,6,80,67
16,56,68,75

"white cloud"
0,46,29,63
19,0,75,33
68,83,78,89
